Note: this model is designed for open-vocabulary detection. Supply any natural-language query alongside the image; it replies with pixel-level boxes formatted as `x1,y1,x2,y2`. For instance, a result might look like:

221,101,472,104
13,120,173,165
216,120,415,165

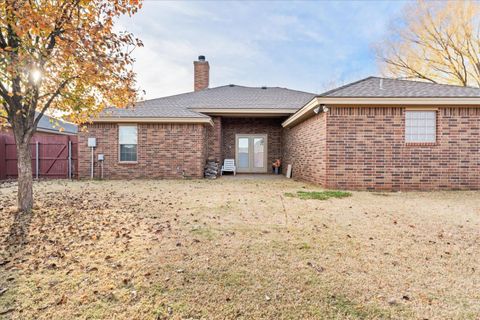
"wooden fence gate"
0,131,78,180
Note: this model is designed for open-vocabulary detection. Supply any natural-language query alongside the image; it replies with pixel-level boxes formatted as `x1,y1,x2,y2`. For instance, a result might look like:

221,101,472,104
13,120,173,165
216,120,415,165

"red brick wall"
327,106,480,190
284,106,480,191
206,117,222,161
326,107,404,190
282,113,327,184
78,123,207,179
194,60,209,91
222,117,284,167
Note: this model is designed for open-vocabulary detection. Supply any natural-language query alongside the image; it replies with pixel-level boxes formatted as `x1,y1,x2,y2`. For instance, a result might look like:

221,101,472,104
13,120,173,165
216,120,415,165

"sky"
119,1,407,99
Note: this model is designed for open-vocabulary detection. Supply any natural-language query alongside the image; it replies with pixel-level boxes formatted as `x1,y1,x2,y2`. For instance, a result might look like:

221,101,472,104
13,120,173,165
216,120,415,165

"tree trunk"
16,140,33,212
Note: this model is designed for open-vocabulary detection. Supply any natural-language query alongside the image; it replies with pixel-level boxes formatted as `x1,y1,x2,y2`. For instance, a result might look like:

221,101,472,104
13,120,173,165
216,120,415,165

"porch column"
207,116,222,162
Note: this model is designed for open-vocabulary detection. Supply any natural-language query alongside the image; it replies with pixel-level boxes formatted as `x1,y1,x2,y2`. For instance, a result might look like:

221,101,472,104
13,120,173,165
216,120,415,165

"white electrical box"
87,137,96,148
98,154,104,161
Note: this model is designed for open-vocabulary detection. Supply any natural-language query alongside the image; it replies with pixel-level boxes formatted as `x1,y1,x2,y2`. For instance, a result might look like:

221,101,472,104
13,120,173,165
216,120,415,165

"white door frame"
235,134,268,173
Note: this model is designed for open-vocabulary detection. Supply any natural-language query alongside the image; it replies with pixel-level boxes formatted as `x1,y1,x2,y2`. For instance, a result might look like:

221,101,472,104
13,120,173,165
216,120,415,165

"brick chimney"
194,55,209,91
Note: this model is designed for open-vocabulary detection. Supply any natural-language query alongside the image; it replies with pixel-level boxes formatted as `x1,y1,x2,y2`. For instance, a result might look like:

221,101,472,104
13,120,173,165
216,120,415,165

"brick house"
79,56,480,190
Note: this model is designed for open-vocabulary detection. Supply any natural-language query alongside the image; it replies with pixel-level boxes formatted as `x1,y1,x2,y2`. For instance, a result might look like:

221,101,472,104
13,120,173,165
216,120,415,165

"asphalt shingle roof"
320,77,480,98
100,85,316,118
99,77,480,120
101,100,209,118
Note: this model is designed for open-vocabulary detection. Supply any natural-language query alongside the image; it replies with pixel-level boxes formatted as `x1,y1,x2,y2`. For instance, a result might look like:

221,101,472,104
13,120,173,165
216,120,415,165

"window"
405,111,436,143
119,125,137,162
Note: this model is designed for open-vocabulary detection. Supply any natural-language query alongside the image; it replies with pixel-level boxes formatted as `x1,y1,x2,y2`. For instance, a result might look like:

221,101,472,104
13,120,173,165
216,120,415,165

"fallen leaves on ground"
0,179,479,319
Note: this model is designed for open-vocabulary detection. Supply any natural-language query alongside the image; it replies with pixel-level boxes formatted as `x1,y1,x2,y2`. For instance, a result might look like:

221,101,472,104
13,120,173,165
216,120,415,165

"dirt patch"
1,178,479,319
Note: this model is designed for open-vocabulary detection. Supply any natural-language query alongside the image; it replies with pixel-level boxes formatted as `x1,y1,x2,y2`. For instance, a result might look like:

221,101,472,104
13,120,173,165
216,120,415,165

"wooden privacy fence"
0,132,78,180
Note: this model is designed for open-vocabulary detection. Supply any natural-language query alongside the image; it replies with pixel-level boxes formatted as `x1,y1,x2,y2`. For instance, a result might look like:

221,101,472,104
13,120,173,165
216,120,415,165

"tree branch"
379,1,479,87
0,81,13,111
0,28,7,48
44,0,80,58
383,49,439,84
29,77,77,136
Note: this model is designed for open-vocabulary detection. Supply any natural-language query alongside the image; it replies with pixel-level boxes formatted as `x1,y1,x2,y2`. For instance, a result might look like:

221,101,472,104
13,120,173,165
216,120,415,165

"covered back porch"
206,116,287,174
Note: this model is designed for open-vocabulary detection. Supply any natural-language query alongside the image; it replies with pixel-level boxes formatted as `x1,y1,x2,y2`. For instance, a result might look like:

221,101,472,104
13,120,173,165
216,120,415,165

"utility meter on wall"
87,138,96,148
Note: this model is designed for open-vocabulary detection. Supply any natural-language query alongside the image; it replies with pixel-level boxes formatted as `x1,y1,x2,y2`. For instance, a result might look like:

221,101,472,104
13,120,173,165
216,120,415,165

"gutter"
190,108,298,116
92,117,214,126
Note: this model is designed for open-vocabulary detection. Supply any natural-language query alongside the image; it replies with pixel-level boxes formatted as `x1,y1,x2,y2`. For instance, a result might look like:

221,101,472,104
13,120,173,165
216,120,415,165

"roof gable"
283,77,480,128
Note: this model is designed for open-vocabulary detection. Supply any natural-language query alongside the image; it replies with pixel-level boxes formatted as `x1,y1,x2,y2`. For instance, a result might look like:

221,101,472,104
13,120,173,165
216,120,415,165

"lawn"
0,177,479,319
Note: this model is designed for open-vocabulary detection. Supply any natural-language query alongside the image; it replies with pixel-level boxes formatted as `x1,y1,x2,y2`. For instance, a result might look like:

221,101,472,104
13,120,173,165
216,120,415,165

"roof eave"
92,117,214,126
191,108,298,116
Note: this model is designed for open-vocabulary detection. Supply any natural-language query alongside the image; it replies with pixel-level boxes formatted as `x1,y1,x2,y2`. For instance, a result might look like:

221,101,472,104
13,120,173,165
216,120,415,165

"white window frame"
118,124,138,163
405,110,437,143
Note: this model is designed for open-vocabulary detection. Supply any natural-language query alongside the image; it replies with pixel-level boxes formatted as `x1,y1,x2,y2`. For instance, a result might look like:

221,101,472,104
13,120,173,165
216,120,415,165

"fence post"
68,139,72,179
0,135,6,180
35,141,39,180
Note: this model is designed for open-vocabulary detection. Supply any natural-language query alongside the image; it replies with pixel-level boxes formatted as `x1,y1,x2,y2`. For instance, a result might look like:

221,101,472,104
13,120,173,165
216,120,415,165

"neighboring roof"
320,76,480,98
99,85,316,119
35,112,78,135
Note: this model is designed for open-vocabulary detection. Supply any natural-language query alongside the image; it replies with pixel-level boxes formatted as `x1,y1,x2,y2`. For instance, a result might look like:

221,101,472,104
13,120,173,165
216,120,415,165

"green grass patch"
191,268,252,288
154,301,195,319
285,190,351,200
220,270,250,287
81,301,110,319
190,226,216,240
327,294,392,319
298,242,312,250
0,286,17,312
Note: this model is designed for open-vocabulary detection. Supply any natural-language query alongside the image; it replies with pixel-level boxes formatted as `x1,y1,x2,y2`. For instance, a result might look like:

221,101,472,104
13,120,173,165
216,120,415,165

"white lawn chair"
221,159,236,176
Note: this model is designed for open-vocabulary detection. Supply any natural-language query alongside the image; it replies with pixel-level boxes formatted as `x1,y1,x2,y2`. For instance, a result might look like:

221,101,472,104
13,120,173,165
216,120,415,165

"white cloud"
119,1,406,99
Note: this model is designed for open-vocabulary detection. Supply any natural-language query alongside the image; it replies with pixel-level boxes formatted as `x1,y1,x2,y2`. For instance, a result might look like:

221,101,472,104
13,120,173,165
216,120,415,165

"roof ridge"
135,90,198,105
208,84,315,95
371,76,480,90
133,85,255,105
318,76,376,97
135,84,316,105
134,86,238,105
268,86,317,95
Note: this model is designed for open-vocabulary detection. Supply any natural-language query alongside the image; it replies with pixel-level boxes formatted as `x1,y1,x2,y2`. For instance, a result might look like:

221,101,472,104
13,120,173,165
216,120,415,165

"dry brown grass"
0,177,479,319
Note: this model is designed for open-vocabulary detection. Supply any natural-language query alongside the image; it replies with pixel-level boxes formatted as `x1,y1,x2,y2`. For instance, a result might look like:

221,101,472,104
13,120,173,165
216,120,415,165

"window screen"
405,111,436,143
119,125,137,161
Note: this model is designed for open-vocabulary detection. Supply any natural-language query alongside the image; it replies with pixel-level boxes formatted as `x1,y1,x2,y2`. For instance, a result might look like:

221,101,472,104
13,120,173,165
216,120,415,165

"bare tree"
377,0,480,87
